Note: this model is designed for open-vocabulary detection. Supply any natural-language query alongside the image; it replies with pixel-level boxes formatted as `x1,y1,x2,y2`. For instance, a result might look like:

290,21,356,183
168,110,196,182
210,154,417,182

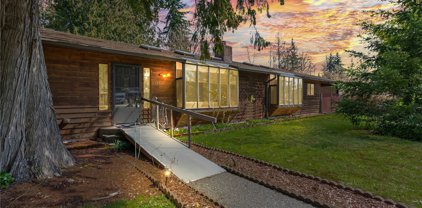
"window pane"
283,77,288,105
99,64,109,111
185,64,197,109
298,79,303,104
293,78,298,105
230,70,238,107
198,66,209,108
176,79,183,107
307,83,314,96
289,77,294,105
271,86,277,104
312,84,315,96
220,68,229,107
176,62,183,78
270,74,277,85
143,68,151,108
209,67,219,108
279,76,283,105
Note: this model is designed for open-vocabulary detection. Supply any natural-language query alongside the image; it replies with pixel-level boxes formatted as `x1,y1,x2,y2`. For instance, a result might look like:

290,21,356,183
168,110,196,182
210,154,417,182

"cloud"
182,0,391,71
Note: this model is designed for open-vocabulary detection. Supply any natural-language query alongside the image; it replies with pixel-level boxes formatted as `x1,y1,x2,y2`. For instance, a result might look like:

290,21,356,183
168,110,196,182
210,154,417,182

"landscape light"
164,169,171,185
164,169,171,177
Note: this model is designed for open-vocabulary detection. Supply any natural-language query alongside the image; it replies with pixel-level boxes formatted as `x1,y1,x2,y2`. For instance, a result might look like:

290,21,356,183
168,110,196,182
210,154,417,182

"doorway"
112,63,141,125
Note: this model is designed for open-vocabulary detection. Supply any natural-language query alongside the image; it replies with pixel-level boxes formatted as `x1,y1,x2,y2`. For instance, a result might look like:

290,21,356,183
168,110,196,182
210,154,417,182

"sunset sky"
182,0,393,72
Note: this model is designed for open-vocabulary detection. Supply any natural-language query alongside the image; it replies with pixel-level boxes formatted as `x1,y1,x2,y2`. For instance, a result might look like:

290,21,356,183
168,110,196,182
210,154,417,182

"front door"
112,63,141,125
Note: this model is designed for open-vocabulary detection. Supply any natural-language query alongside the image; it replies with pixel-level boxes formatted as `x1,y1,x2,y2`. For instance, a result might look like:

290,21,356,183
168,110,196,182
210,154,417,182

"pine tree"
42,0,159,45
337,0,422,140
324,52,344,80
192,0,284,59
162,0,191,51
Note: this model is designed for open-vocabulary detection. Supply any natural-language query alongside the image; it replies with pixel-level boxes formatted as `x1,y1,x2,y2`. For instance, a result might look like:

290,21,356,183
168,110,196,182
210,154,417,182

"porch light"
159,73,171,78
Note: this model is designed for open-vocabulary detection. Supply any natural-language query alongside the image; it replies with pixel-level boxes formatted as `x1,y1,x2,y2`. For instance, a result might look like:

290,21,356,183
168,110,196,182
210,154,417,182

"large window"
99,64,109,111
143,68,151,108
278,76,303,106
185,64,197,108
183,63,238,109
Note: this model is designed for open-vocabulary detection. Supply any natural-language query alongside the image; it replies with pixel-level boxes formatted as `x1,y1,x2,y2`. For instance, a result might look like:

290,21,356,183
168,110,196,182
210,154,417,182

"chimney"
215,41,233,63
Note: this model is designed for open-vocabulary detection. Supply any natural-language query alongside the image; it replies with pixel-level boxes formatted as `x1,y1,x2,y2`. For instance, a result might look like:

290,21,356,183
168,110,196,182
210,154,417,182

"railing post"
170,110,174,138
188,115,192,148
156,104,160,129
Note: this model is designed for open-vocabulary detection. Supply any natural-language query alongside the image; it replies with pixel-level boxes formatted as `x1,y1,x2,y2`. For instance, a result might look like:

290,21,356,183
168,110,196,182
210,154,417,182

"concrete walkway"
121,125,225,183
121,125,313,208
190,172,315,208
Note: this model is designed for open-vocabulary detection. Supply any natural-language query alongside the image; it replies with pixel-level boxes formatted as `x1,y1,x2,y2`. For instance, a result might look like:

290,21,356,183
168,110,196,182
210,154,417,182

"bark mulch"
119,150,221,208
0,142,219,208
191,143,407,208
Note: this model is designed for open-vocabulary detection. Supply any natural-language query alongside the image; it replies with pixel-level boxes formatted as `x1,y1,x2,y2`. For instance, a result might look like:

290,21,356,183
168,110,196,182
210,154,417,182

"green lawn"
84,194,175,208
186,114,422,207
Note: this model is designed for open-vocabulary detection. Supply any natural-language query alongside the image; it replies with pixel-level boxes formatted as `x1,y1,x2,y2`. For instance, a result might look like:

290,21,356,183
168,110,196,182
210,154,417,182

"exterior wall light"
159,73,171,78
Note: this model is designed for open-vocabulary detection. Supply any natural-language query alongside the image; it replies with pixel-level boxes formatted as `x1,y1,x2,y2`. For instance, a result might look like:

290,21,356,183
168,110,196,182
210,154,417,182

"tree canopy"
42,0,160,45
323,53,344,80
271,34,315,73
43,0,284,57
192,0,284,59
337,0,422,140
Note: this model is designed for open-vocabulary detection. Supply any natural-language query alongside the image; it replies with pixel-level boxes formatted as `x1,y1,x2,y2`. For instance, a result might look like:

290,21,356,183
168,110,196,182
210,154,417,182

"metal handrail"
141,97,217,148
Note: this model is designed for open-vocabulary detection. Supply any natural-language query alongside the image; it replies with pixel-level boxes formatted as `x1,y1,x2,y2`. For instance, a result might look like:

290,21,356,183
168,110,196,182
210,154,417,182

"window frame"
307,83,315,96
181,62,239,109
98,63,109,111
277,75,303,106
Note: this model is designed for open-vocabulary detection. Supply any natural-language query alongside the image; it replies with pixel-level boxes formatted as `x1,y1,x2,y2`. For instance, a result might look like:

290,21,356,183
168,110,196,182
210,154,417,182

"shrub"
338,99,422,140
377,104,422,141
114,140,130,151
0,171,14,189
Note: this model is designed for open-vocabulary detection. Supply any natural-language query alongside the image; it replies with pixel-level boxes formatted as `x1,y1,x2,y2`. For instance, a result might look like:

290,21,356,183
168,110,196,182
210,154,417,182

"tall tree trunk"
0,0,74,181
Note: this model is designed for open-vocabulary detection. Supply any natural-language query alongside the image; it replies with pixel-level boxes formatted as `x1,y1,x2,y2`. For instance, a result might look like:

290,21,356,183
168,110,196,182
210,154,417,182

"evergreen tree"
324,52,344,80
272,36,315,73
284,39,300,71
192,0,284,59
337,0,422,140
162,0,191,51
42,0,160,45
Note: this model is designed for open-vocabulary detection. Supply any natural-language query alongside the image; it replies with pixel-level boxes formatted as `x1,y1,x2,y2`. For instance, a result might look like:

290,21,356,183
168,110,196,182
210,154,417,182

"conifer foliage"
337,0,422,140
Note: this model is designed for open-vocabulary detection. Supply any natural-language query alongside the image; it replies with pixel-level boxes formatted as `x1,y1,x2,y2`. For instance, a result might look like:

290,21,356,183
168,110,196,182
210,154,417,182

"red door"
322,95,331,113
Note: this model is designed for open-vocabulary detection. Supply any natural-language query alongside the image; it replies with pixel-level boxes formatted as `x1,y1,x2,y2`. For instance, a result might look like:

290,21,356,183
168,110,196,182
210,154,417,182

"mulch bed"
119,149,221,208
0,142,219,208
191,143,407,208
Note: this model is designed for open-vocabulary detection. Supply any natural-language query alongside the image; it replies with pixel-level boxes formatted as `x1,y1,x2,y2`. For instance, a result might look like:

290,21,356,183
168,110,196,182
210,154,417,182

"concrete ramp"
121,125,226,183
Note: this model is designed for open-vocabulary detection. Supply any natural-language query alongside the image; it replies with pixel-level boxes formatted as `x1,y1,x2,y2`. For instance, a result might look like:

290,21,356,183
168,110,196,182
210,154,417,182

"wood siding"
235,71,266,121
44,44,176,140
300,80,322,115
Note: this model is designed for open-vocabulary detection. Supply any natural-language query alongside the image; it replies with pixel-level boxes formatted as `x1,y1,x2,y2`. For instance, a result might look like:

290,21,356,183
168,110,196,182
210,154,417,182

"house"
41,29,338,141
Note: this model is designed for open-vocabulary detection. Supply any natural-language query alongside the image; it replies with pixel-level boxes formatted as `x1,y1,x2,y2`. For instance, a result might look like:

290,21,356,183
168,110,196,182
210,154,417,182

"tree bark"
0,0,74,181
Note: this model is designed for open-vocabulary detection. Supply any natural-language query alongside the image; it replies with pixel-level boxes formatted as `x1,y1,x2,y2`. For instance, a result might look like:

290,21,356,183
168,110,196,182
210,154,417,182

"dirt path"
0,143,218,208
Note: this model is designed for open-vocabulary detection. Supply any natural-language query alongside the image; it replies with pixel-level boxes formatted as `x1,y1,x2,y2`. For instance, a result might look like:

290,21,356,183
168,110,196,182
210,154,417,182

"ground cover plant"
182,114,422,207
0,172,14,189
84,195,175,208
